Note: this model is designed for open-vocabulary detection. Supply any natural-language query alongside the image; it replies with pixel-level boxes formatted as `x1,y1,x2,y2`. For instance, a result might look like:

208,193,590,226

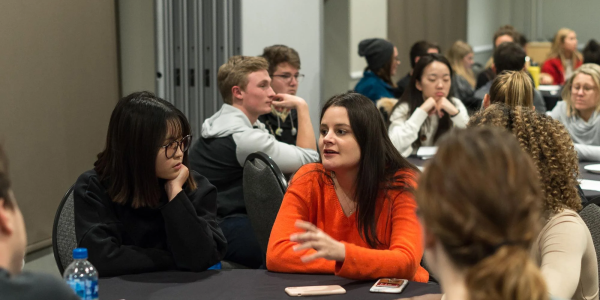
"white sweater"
388,97,469,157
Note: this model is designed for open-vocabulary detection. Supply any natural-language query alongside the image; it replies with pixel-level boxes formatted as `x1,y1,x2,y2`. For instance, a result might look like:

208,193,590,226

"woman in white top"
388,54,469,157
549,63,600,161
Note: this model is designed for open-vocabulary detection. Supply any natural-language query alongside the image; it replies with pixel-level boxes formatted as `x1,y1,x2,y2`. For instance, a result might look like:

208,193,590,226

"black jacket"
73,169,227,277
258,110,298,146
396,72,411,98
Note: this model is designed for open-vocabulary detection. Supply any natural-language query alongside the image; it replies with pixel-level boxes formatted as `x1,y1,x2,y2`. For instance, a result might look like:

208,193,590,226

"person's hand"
394,294,443,300
540,73,554,85
290,220,346,263
420,97,438,116
165,164,189,201
436,97,458,118
271,94,307,111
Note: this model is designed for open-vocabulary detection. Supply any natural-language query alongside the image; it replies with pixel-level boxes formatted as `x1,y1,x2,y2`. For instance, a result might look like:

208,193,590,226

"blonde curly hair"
468,103,581,213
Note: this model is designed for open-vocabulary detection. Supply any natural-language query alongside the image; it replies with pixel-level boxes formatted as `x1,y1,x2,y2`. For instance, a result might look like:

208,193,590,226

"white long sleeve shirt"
388,97,469,157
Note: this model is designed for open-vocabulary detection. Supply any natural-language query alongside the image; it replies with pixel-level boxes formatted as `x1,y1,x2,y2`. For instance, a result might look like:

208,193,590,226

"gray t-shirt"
0,269,79,300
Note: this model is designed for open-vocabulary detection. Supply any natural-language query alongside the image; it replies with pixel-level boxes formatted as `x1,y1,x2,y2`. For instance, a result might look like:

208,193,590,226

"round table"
407,157,600,200
97,270,441,300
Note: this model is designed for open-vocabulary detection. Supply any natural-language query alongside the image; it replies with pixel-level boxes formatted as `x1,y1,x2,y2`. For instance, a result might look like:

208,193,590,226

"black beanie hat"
358,38,394,72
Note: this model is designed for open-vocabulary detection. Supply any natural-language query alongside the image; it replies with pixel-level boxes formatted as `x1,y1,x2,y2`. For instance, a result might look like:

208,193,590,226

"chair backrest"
578,203,600,287
52,185,76,275
243,152,287,255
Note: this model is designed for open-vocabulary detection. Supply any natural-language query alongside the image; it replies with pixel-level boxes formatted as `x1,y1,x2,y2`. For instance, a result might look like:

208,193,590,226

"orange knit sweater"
266,163,429,282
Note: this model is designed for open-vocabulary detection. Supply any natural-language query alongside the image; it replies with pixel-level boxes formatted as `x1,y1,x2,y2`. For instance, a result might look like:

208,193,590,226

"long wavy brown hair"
447,40,476,88
468,103,581,213
418,127,547,300
314,92,417,248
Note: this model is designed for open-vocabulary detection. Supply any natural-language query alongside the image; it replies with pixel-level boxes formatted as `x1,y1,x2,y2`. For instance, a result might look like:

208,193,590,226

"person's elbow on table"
265,244,287,272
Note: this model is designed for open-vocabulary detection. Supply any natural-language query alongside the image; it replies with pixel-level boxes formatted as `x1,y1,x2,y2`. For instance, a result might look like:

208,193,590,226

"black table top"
580,161,600,199
98,270,441,300
407,157,600,200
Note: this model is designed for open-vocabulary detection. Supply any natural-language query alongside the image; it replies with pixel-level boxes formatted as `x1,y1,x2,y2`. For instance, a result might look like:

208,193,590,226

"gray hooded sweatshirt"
189,104,319,218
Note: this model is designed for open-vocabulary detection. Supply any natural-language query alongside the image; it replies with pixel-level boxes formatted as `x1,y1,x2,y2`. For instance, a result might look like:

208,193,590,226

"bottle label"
67,279,98,300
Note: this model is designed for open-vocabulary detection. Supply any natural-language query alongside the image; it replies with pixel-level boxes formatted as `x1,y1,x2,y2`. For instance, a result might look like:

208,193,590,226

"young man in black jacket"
396,41,441,97
258,45,304,145
475,42,546,113
0,146,79,300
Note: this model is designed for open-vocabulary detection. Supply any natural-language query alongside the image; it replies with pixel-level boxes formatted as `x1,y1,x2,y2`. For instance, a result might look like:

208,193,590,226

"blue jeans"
219,215,264,269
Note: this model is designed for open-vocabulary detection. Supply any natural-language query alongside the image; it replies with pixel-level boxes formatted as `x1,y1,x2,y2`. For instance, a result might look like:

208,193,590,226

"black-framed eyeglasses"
272,73,305,83
161,135,192,159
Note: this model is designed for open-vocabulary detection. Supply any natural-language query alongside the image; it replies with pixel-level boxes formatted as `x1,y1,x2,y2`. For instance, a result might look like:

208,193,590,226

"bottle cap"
72,248,88,259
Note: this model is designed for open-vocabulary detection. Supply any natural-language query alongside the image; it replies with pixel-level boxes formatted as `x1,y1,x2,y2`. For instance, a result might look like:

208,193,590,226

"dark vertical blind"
388,0,468,80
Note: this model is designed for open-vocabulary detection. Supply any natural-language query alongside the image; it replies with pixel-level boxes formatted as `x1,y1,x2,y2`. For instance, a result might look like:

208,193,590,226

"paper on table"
579,179,600,192
417,146,437,158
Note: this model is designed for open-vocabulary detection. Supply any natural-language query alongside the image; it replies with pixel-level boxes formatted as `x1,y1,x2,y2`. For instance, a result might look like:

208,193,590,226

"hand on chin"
168,170,181,180
434,97,447,118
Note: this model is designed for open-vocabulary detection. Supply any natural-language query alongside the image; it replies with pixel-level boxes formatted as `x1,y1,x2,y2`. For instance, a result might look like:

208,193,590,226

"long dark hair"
319,92,417,248
94,91,196,208
394,53,456,148
364,52,396,87
372,57,396,87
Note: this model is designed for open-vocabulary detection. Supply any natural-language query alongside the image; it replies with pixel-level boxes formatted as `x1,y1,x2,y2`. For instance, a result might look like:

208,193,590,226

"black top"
0,269,79,300
396,72,411,98
73,169,227,277
476,67,495,90
258,110,298,146
189,135,245,219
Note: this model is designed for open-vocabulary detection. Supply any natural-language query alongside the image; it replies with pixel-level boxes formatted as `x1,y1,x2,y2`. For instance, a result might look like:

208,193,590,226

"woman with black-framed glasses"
72,91,226,277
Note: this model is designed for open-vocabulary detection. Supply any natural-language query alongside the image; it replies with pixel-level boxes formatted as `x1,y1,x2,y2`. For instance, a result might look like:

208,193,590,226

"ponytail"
489,70,534,108
465,245,548,300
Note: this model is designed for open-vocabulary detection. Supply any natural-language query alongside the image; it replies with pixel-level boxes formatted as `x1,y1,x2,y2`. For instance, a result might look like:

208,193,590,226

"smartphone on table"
285,285,346,296
370,278,409,293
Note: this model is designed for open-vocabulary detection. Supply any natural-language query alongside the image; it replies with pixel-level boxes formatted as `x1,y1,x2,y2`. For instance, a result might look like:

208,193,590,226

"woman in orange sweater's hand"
266,92,429,282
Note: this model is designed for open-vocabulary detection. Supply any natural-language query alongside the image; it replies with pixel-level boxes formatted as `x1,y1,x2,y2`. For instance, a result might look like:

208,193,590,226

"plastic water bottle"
63,248,99,300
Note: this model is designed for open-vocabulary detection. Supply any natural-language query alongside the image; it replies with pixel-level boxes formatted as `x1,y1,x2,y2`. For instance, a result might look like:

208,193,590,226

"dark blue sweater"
354,70,396,104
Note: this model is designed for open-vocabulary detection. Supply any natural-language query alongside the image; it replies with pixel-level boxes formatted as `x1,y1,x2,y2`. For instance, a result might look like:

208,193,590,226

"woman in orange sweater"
266,92,429,282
